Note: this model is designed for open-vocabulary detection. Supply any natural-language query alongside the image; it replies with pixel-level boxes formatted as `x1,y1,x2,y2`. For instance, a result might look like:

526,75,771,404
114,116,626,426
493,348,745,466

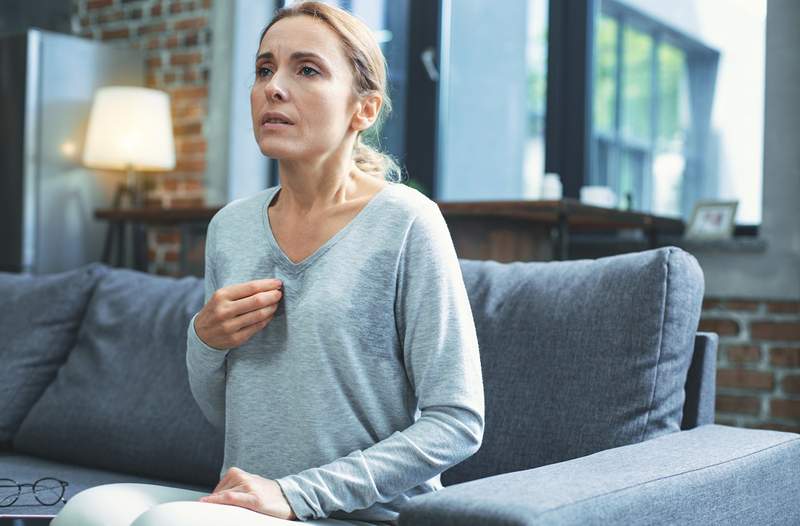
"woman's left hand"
199,466,297,520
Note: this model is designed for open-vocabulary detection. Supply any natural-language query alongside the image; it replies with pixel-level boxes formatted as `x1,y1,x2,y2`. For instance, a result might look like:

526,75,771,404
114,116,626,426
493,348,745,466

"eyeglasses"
0,478,69,507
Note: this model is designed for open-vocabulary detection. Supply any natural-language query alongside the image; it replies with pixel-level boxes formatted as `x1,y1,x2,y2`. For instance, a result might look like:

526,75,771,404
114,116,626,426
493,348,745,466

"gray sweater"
185,182,484,524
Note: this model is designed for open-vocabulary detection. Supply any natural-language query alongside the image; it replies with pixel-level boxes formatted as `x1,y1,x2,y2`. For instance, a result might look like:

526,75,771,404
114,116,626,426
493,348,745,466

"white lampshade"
82,86,176,171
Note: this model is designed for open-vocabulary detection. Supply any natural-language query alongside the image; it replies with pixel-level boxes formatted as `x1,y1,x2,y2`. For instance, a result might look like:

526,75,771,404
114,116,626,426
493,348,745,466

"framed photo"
685,200,739,240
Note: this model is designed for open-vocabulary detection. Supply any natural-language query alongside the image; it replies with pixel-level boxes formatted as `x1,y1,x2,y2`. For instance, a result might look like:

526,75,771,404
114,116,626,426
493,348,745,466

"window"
591,0,765,225
436,0,549,201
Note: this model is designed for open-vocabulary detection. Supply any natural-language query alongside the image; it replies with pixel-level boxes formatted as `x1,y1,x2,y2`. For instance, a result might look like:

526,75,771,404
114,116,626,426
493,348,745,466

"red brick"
770,399,800,419
146,37,161,49
138,22,167,35
175,17,207,30
182,69,199,82
770,347,800,367
174,159,206,173
717,369,774,391
716,395,760,415
87,0,113,9
724,300,760,312
164,249,180,262
751,322,800,341
173,122,203,135
782,374,800,395
157,231,181,243
183,178,203,191
147,248,157,261
702,298,722,310
725,345,761,363
767,301,800,314
173,103,205,121
151,3,163,17
177,138,207,154
745,422,800,434
185,32,199,46
170,52,202,66
101,28,130,40
146,56,162,69
699,318,739,336
166,35,180,48
98,11,125,23
171,86,208,100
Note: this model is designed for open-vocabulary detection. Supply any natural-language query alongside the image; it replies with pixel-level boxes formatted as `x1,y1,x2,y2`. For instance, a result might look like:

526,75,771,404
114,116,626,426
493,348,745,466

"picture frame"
684,200,739,240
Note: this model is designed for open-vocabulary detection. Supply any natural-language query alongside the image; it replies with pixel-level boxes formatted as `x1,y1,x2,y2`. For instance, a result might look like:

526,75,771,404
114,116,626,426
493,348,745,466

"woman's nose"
264,77,287,102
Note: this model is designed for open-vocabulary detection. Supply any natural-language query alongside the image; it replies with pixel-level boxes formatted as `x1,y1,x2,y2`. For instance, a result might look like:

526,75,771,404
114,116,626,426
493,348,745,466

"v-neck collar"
261,182,395,275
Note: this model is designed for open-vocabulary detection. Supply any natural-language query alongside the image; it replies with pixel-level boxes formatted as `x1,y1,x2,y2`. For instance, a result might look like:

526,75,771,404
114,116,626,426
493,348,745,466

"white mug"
580,186,617,208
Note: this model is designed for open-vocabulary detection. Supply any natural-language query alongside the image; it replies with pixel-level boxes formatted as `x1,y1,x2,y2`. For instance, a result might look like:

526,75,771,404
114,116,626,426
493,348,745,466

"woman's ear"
351,92,382,131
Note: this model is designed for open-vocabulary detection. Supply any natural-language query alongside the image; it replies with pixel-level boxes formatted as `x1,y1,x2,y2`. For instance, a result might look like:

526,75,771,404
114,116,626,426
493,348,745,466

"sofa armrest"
398,424,800,526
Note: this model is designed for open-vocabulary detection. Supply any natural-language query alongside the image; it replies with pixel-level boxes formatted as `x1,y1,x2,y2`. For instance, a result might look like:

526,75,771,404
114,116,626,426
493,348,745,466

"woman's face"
250,16,361,161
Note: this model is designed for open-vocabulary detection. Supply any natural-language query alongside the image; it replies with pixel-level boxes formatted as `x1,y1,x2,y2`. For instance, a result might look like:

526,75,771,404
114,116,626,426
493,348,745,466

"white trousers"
49,483,383,526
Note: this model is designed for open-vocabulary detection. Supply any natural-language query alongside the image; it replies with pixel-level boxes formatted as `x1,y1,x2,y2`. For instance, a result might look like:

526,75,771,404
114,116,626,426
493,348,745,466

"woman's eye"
300,66,319,77
256,66,272,78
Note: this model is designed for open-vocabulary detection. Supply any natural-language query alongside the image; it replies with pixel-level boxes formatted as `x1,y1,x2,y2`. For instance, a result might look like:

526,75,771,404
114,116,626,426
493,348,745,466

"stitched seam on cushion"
534,435,800,519
641,248,671,443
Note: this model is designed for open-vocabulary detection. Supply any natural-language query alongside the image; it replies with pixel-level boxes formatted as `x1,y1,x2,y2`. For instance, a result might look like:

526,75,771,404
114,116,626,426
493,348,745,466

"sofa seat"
399,424,800,525
0,452,211,516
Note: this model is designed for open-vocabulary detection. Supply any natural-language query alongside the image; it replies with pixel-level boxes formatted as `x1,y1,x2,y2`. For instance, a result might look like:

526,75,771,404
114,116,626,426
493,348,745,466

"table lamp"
82,86,175,209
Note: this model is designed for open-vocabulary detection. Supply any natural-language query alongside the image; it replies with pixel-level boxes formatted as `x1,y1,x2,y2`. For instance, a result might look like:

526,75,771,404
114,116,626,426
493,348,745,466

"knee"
130,501,205,526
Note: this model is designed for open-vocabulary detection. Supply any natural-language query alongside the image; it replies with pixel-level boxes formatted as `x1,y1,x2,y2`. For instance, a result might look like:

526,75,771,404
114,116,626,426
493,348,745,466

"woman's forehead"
258,16,342,63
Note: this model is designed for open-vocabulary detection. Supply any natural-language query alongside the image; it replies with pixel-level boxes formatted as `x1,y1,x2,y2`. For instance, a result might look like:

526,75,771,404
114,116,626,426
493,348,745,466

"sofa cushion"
443,246,704,486
13,268,223,488
0,263,108,449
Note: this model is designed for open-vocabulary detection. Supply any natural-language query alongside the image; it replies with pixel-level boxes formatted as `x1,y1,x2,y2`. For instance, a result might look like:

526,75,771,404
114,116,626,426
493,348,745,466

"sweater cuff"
275,475,317,521
187,311,230,361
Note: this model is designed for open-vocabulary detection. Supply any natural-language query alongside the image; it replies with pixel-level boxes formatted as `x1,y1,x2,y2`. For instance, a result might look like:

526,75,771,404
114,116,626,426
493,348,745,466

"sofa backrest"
8,245,705,489
12,267,224,488
443,246,705,486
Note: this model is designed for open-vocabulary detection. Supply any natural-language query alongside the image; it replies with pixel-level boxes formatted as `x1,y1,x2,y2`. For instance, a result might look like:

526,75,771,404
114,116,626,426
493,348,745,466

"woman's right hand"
194,278,283,351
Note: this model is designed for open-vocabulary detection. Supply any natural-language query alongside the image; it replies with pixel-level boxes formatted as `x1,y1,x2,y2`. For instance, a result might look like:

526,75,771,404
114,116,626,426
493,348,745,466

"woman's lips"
261,121,294,130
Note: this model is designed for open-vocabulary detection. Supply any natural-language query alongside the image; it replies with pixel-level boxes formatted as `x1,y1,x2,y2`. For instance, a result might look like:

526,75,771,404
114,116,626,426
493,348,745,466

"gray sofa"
1,246,798,525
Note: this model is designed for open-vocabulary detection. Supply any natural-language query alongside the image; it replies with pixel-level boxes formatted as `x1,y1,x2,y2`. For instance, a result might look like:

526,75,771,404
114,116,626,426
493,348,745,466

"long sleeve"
186,216,230,432
274,200,485,521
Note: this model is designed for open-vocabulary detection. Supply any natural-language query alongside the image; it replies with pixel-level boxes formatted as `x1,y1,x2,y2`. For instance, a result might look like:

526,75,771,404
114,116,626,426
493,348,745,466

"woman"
52,3,483,525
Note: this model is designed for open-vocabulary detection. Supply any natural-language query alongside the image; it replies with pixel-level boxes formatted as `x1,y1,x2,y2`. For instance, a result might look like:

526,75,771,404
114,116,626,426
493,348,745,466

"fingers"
212,467,241,494
226,304,277,333
217,279,283,302
201,490,256,509
225,289,283,319
229,317,270,343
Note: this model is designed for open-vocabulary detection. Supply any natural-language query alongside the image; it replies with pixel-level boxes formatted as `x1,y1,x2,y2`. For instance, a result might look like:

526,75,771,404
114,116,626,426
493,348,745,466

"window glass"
592,0,766,225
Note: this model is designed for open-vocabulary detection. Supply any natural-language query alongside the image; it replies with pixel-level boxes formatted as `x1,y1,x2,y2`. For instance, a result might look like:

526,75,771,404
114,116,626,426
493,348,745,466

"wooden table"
436,198,685,261
95,198,685,272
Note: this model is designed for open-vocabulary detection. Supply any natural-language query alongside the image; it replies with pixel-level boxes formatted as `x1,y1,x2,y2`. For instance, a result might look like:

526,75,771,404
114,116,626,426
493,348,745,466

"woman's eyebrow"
256,50,330,68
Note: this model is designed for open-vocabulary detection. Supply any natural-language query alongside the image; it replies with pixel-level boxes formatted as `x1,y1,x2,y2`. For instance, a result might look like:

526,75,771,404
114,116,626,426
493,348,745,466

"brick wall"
72,0,213,275
702,298,800,434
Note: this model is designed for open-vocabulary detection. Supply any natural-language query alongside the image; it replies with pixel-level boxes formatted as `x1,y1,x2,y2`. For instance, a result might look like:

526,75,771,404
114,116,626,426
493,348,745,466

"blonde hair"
259,1,403,182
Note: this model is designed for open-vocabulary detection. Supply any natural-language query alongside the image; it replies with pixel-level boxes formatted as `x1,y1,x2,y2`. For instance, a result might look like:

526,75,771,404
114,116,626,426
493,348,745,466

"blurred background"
0,0,798,434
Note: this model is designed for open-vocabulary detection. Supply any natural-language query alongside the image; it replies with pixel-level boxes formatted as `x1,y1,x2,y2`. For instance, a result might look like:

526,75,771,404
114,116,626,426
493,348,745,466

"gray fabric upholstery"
444,246,704,486
0,263,108,449
5,247,793,524
681,332,718,430
12,268,224,488
0,451,211,515
398,424,800,526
